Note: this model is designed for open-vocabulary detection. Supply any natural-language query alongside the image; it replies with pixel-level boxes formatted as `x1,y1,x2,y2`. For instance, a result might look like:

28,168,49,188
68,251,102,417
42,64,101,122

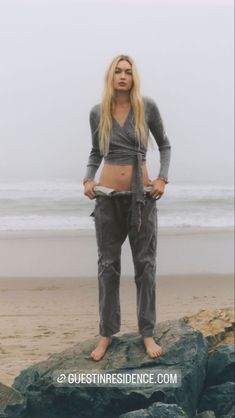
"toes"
91,353,101,361
146,347,162,358
90,351,99,360
151,352,159,358
90,349,105,361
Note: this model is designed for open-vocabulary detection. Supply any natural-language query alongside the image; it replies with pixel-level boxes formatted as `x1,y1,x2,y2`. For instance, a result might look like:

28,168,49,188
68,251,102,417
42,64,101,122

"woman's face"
113,60,133,92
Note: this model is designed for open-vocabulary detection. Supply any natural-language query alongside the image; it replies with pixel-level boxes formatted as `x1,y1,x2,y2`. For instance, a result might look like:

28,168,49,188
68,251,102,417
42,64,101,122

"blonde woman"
83,54,171,361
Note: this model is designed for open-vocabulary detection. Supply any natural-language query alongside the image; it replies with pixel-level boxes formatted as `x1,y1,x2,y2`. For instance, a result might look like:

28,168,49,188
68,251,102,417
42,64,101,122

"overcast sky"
0,0,234,184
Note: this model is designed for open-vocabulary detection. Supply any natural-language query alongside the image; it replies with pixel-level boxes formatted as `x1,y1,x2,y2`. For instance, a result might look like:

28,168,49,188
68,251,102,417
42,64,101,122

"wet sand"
0,227,233,277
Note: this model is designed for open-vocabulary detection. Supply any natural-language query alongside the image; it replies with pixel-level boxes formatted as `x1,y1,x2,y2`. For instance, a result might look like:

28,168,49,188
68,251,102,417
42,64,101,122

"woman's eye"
115,70,132,75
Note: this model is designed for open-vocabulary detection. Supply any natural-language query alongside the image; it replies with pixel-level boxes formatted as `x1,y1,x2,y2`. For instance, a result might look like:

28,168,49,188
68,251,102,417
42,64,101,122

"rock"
119,401,188,417
220,404,235,417
182,308,234,350
0,382,26,418
196,343,235,416
194,411,215,418
12,319,208,418
198,381,235,416
205,344,234,386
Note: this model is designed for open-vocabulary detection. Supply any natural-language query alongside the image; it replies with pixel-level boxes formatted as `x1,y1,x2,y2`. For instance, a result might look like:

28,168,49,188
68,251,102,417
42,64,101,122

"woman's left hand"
148,178,165,200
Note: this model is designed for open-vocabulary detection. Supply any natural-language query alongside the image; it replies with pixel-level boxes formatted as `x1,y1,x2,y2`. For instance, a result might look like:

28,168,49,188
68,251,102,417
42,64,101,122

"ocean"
0,180,233,231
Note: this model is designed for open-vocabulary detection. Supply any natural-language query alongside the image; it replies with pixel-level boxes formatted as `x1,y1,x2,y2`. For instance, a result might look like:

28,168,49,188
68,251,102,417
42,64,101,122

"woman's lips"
119,82,126,85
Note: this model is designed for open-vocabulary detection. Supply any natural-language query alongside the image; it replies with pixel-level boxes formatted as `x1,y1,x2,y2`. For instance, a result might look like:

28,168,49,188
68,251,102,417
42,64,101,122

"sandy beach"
0,227,234,387
0,227,233,277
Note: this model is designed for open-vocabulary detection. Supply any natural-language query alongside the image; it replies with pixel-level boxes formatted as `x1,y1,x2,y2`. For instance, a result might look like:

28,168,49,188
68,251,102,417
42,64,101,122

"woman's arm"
83,105,103,184
145,97,172,199
147,97,171,182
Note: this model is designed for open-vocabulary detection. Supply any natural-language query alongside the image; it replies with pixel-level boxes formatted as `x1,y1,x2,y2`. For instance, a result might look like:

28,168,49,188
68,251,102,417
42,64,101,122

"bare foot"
90,336,112,361
143,337,162,358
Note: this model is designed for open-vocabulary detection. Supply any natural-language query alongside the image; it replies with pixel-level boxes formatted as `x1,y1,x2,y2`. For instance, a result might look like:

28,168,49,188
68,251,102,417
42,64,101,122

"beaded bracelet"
157,176,169,184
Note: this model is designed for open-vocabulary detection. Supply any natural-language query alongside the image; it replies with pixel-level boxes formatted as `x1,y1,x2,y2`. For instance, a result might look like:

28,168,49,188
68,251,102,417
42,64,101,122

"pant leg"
128,195,158,337
93,196,128,337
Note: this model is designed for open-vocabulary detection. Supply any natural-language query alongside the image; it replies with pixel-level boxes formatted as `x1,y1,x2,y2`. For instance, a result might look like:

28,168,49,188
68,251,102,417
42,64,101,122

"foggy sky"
0,0,234,183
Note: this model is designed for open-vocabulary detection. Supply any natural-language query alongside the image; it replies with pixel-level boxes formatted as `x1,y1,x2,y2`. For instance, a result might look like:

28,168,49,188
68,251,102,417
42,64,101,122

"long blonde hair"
99,54,149,155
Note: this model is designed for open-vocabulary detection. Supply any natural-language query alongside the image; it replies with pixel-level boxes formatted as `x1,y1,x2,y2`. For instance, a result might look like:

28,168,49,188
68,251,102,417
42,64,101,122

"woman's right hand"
83,180,98,199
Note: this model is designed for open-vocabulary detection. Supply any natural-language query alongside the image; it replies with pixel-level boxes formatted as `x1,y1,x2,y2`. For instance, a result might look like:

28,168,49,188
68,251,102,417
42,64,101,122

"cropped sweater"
83,96,171,231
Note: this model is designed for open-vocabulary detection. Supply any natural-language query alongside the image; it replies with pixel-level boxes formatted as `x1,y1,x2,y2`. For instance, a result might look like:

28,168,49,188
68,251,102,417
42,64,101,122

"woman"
83,54,171,361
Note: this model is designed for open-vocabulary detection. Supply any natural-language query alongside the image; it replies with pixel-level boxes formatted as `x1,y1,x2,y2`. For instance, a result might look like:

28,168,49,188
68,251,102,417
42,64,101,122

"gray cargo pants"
90,192,158,338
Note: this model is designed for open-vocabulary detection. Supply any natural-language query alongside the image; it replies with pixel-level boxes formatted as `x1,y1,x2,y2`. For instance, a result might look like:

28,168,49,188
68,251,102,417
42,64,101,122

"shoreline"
0,272,233,281
0,225,233,239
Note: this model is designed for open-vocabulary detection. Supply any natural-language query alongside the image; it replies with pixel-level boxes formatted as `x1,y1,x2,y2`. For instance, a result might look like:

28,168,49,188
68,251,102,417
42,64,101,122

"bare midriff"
96,162,150,191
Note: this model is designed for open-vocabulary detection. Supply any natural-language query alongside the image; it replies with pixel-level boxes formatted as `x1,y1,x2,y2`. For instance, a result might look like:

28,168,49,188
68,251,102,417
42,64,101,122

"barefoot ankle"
142,336,162,359
90,336,112,361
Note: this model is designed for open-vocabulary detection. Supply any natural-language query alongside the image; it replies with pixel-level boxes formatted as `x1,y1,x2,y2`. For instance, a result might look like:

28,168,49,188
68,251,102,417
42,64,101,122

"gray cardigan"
83,96,171,182
83,96,171,231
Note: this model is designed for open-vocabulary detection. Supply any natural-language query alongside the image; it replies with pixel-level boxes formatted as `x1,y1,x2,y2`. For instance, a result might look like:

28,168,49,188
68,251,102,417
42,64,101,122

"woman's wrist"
156,176,169,184
83,178,95,186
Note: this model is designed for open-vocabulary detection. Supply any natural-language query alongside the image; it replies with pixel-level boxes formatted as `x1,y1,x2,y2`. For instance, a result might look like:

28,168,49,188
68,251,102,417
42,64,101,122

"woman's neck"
113,91,131,106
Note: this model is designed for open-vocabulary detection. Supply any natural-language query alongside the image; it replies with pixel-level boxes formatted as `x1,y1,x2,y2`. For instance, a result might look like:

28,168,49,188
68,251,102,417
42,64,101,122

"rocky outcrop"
12,319,208,418
0,382,26,418
1,308,233,418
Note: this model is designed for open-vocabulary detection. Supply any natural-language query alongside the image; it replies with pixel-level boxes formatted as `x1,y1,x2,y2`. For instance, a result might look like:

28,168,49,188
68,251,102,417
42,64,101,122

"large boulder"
12,319,208,418
196,344,234,416
0,382,26,418
197,381,235,417
205,344,234,386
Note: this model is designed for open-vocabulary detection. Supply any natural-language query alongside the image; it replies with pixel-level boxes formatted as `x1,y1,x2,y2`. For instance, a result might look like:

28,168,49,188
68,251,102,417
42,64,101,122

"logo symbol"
57,373,67,383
